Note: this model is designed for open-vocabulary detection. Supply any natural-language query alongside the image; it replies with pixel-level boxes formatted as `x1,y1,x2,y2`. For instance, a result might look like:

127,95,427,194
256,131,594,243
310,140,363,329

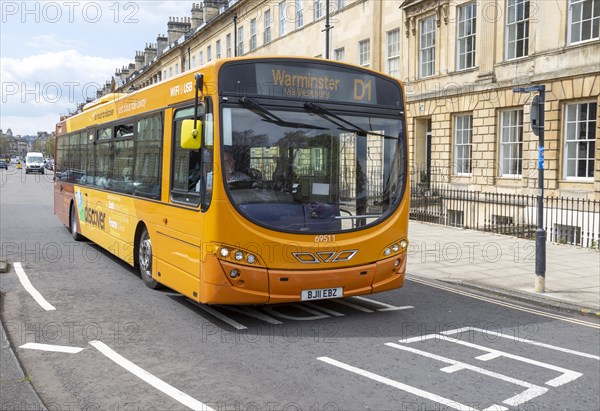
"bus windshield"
222,102,406,233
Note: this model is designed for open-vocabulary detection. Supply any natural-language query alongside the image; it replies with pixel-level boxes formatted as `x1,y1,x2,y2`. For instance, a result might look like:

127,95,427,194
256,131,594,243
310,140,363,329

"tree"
32,139,46,155
0,135,12,155
45,138,55,158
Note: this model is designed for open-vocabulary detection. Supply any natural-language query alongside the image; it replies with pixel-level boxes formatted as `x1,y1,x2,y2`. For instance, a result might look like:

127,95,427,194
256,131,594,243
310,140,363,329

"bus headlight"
220,247,230,257
234,251,244,261
229,269,240,278
384,248,391,256
246,254,256,264
392,243,399,252
400,240,408,249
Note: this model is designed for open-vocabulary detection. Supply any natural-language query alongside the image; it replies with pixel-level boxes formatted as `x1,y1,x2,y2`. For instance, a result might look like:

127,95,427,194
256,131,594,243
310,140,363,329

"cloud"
1,50,129,134
24,34,84,52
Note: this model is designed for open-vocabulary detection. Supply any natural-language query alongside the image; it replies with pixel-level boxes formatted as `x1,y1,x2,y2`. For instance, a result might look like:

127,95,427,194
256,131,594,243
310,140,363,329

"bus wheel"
70,203,83,241
138,228,161,289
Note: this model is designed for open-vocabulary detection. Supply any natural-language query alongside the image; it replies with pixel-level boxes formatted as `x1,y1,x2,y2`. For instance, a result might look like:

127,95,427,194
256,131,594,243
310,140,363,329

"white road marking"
331,299,374,312
20,343,83,354
398,331,583,387
193,303,247,330
442,327,600,361
482,405,509,411
218,305,283,324
386,342,548,407
317,356,478,411
303,302,345,316
263,304,329,321
13,262,55,311
407,276,600,329
351,296,414,311
90,341,213,411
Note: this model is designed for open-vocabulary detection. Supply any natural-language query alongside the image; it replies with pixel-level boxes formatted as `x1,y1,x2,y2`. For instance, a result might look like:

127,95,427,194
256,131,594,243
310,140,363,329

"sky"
1,1,195,136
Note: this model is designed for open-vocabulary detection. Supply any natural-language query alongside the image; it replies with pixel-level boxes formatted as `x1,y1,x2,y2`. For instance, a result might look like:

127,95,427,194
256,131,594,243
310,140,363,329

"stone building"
104,0,599,243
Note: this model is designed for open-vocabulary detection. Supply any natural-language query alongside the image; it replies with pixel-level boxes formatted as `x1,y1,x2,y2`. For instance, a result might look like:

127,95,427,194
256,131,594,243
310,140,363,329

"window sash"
564,102,597,179
264,10,272,44
499,110,524,176
420,16,436,78
387,29,400,77
505,0,530,60
454,115,473,175
359,40,370,67
250,19,257,50
569,0,600,44
314,0,323,20
457,2,477,70
296,0,304,28
280,1,287,36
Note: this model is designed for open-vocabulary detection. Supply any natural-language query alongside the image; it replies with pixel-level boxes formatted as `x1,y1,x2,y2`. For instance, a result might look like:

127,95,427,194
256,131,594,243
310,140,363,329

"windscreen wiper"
304,102,399,139
239,97,327,130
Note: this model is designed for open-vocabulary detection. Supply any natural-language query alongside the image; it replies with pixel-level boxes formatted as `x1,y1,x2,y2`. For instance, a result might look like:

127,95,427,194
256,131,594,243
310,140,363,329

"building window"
296,0,304,28
207,45,212,62
334,47,345,61
314,0,323,20
280,1,287,36
499,109,523,176
169,67,172,78
175,63,179,75
457,2,477,70
191,56,196,68
358,39,370,67
226,34,232,58
447,210,464,227
386,29,400,77
419,15,436,78
250,18,257,51
569,0,600,44
216,40,221,59
505,0,530,60
336,0,345,12
564,101,597,179
163,69,167,79
553,224,582,245
238,26,244,55
454,114,473,175
199,51,204,65
264,10,272,44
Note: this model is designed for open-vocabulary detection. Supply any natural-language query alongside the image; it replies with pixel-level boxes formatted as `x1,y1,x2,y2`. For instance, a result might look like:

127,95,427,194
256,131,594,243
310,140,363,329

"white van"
25,152,45,174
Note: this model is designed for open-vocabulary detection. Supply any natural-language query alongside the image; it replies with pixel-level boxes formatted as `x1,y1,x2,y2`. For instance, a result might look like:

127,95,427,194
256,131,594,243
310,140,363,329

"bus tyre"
138,228,161,289
70,203,83,241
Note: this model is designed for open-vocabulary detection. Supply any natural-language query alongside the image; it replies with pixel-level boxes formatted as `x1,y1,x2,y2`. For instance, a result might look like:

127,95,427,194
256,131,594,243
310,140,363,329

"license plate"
301,287,342,301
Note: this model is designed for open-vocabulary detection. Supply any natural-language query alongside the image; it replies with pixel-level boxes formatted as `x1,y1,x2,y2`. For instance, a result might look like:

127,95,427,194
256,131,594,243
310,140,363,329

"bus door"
154,106,212,299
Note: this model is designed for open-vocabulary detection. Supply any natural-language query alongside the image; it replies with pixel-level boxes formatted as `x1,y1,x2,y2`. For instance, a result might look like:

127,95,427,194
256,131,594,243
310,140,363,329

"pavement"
1,222,599,410
407,221,600,316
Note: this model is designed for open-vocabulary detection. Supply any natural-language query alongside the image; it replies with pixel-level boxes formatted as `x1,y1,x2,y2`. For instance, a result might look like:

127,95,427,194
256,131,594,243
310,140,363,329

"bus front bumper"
200,253,406,305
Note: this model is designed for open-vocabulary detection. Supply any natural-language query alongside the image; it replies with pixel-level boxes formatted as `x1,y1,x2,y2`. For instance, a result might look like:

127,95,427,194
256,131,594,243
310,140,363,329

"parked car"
0,160,7,170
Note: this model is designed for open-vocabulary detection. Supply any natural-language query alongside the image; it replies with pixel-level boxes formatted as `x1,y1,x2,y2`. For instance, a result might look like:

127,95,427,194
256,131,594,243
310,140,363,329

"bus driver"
224,151,250,183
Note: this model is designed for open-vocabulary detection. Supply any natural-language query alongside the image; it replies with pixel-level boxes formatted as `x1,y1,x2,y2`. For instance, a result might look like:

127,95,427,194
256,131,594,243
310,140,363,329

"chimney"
157,34,168,55
204,1,221,23
167,16,192,44
134,51,145,71
191,3,204,29
144,43,157,65
119,66,130,83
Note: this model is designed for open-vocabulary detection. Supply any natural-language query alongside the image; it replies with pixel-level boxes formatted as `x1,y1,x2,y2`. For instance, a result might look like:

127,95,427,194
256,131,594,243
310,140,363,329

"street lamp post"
233,14,238,57
323,0,333,59
513,85,546,293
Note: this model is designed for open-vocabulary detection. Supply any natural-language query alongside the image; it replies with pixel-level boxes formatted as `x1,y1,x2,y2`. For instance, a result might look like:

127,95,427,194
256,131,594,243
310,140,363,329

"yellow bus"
54,57,409,305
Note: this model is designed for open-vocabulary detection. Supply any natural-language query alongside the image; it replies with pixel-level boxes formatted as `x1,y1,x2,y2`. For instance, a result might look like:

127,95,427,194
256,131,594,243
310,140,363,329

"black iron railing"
409,168,600,249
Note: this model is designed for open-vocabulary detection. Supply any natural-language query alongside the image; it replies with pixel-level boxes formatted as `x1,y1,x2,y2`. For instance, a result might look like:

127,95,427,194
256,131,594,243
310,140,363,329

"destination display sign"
219,60,402,107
